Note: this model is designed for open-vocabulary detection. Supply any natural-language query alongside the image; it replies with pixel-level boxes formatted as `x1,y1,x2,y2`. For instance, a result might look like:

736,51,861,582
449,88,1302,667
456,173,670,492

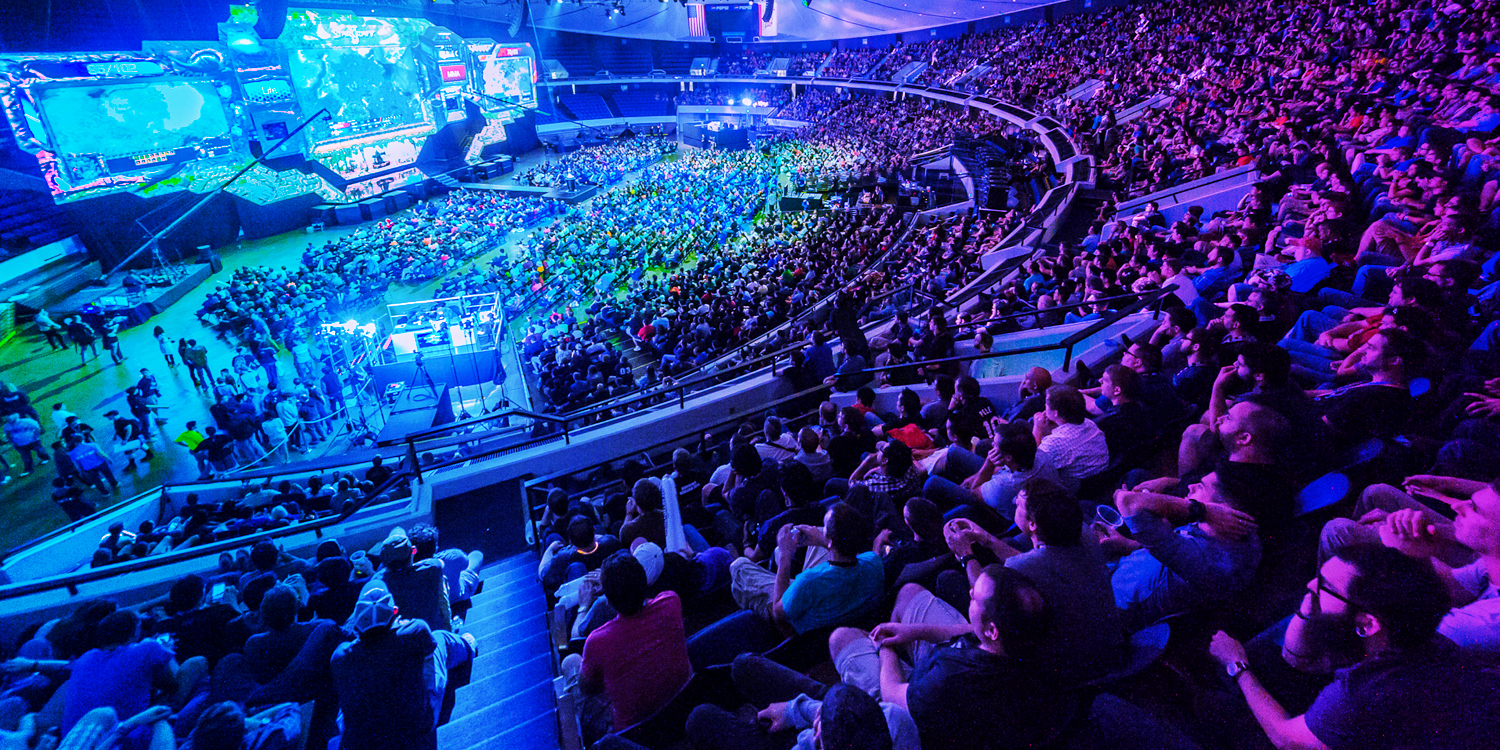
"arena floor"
0,150,568,553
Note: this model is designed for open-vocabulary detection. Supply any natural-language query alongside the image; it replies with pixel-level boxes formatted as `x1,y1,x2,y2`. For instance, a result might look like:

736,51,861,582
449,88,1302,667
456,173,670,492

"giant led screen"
467,41,537,111
279,10,438,155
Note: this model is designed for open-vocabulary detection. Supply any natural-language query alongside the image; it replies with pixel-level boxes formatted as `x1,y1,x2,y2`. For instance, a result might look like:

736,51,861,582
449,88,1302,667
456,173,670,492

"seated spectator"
685,660,918,750
922,423,1058,518
61,610,208,740
562,552,692,742
1209,545,1500,749
1107,467,1263,630
368,527,451,631
792,426,833,487
619,478,668,548
844,565,1081,750
1093,364,1157,457
1030,385,1109,492
693,503,883,667
540,516,624,593
409,522,485,612
943,479,1124,683
151,573,238,668
756,417,799,462
330,587,477,750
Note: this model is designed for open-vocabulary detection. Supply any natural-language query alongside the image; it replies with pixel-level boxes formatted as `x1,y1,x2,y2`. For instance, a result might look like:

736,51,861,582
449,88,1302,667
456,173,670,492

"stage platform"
53,263,213,328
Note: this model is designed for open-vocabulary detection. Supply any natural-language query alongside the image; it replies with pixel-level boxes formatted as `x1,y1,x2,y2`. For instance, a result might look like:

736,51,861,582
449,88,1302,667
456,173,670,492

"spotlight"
741,96,753,106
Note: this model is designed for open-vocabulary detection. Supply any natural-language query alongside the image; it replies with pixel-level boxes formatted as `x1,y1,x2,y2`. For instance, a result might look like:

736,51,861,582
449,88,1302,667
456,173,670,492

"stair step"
443,707,558,750
438,680,555,750
465,606,547,643
470,631,552,682
464,590,546,628
465,614,544,645
478,561,541,591
482,552,539,579
453,651,554,715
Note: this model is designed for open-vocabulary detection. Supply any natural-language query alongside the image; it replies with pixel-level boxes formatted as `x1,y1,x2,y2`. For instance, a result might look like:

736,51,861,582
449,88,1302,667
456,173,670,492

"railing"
0,457,419,598
947,288,1166,335
858,285,1172,375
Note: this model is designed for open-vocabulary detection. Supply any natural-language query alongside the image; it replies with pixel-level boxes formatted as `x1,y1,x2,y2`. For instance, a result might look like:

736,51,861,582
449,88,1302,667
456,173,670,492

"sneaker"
1,476,10,485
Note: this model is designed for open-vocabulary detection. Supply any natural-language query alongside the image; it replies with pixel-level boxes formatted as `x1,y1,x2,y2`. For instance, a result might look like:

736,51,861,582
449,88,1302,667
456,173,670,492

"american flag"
688,5,707,37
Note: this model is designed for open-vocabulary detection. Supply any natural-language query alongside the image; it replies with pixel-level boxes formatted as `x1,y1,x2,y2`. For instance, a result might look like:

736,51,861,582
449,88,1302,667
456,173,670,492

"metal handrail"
856,286,1172,375
0,458,417,597
947,288,1163,333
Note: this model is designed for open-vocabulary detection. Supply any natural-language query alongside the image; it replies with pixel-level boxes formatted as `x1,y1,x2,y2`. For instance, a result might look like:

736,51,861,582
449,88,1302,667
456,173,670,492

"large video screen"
468,42,536,110
280,10,437,155
36,80,232,163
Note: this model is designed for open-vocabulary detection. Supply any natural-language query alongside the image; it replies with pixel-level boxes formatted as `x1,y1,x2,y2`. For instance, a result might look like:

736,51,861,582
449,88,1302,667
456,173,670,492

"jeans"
685,654,828,750
686,610,784,671
938,445,986,481
13,442,47,473
1315,287,1374,311
1282,309,1345,344
1280,338,1339,370
1352,265,1396,301
922,475,979,511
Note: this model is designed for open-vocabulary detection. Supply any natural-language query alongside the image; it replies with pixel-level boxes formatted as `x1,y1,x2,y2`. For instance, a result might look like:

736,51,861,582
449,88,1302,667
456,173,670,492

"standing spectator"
65,316,98,364
4,412,48,475
153,325,176,368
35,308,67,350
67,436,119,494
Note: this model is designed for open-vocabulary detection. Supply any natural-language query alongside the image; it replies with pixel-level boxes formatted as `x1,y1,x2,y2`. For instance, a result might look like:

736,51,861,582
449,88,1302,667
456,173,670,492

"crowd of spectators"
529,3,1500,747
720,51,772,76
515,137,677,188
0,514,485,750
675,86,791,108
821,48,886,78
784,52,828,77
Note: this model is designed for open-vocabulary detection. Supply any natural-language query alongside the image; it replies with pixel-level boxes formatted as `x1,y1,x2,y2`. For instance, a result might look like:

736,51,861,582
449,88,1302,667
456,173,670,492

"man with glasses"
1210,545,1500,750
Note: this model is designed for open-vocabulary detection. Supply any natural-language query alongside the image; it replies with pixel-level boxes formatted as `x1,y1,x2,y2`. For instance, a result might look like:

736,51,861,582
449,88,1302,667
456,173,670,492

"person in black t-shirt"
1095,365,1157,459
876,565,1079,750
365,456,393,487
949,376,997,439
1312,329,1423,450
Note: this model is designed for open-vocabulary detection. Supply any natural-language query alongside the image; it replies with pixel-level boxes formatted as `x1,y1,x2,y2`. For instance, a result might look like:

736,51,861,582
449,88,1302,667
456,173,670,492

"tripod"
411,351,439,400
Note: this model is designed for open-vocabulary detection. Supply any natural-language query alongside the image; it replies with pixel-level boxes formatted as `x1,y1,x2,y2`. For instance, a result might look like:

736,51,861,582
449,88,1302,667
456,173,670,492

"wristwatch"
1226,660,1252,679
958,553,979,567
1186,499,1207,524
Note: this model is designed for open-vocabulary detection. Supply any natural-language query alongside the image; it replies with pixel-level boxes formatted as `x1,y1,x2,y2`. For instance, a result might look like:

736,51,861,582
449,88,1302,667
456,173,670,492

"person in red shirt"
563,552,691,743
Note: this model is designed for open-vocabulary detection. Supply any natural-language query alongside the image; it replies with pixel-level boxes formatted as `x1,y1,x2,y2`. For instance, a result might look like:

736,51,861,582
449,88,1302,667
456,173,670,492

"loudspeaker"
253,0,289,41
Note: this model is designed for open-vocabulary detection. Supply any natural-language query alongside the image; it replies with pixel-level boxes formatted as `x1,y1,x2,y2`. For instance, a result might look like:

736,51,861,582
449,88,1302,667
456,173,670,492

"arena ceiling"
519,0,1055,42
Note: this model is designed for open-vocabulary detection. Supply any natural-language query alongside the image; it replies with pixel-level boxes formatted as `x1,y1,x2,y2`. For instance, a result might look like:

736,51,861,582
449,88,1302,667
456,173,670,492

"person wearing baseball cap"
366,527,451,631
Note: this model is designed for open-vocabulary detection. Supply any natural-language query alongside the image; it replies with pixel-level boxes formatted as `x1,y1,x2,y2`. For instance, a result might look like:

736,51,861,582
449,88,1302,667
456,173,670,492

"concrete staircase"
438,552,558,750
